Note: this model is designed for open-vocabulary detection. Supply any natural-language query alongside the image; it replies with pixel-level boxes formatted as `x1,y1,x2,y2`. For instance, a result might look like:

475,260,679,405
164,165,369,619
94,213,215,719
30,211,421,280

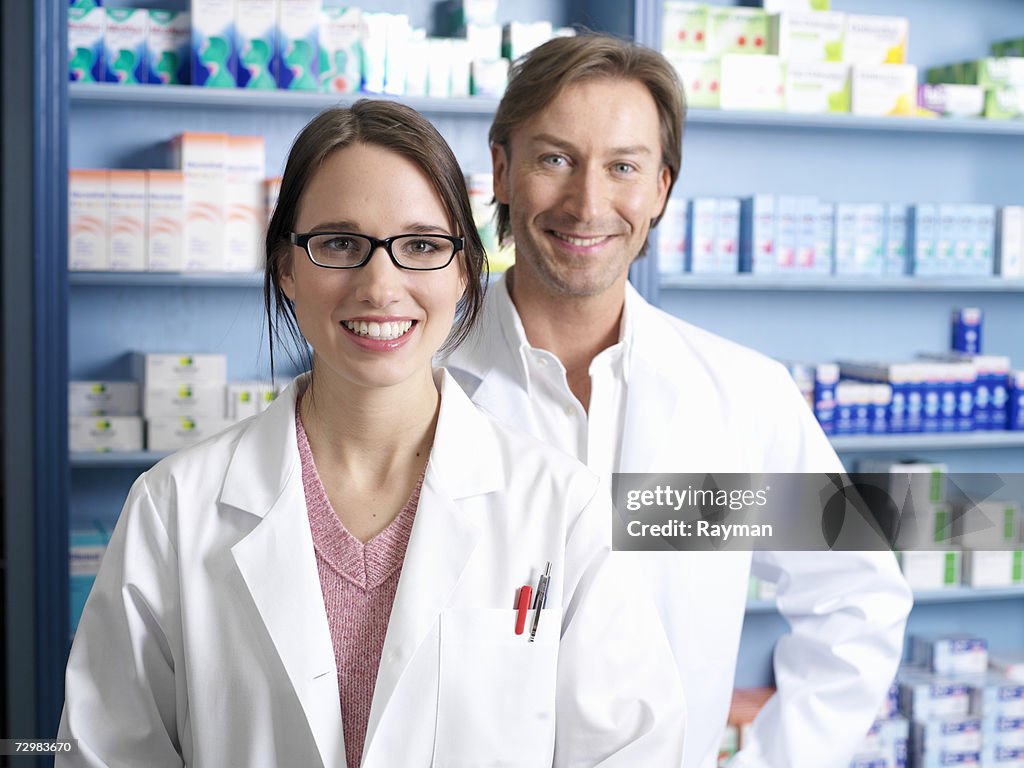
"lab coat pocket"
435,607,560,767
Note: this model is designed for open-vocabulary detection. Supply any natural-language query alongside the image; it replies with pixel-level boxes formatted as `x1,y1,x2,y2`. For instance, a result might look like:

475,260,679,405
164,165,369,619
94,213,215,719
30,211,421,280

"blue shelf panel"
70,271,263,288
747,585,1024,614
68,83,1024,136
660,275,1024,293
830,432,1024,452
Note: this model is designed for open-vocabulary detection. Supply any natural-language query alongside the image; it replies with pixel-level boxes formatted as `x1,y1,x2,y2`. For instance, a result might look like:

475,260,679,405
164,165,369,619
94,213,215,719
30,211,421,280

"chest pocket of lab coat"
434,607,560,767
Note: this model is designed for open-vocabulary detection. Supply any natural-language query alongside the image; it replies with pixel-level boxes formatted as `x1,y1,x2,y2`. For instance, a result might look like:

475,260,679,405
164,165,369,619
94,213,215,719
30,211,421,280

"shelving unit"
21,0,1023,744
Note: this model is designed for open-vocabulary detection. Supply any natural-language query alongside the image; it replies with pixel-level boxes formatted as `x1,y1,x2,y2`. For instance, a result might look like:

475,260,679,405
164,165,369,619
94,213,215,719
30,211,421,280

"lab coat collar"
226,371,502,767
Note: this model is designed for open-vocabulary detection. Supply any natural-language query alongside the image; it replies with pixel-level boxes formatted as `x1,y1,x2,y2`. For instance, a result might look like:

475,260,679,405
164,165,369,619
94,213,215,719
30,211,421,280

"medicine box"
235,0,276,89
912,715,983,765
147,10,190,85
814,201,835,274
992,38,1024,57
793,195,818,269
784,60,849,113
851,64,917,117
962,550,1024,588
971,676,1024,717
953,500,1020,550
69,381,141,417
146,170,184,272
502,21,553,61
226,381,262,421
103,8,147,84
986,87,1024,120
147,417,236,451
721,54,785,111
70,416,144,452
843,14,908,66
225,135,266,272
774,195,799,270
360,12,388,94
131,353,228,387
668,54,721,109
319,7,364,93
191,0,237,88
662,2,708,56
687,197,718,273
1010,371,1024,431
999,207,1024,280
899,549,961,590
813,362,839,434
769,11,845,63
918,83,985,118
273,0,320,90
69,6,106,82
107,170,146,271
69,169,109,271
442,0,498,33
899,672,972,720
172,131,227,271
914,634,989,677
143,383,228,420
909,204,939,276
383,14,412,96
466,22,502,61
657,197,688,275
706,7,769,57
740,194,776,273
884,203,909,276
471,57,509,98
448,39,472,98
952,307,983,355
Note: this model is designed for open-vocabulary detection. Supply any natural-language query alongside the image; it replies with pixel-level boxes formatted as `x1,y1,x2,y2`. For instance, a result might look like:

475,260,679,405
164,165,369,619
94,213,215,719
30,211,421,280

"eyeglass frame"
288,231,465,271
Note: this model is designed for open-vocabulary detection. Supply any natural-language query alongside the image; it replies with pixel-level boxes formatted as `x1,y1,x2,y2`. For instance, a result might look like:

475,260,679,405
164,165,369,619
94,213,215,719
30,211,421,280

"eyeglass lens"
307,234,455,269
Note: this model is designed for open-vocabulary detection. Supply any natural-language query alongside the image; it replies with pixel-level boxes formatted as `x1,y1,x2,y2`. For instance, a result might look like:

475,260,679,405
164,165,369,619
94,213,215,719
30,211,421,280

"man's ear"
491,142,511,205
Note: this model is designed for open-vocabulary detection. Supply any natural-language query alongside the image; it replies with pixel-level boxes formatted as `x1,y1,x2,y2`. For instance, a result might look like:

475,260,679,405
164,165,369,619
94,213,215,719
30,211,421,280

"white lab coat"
445,277,913,768
58,370,685,768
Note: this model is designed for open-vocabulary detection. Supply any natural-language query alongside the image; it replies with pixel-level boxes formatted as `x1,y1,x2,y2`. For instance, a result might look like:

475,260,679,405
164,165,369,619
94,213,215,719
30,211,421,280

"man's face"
493,77,671,300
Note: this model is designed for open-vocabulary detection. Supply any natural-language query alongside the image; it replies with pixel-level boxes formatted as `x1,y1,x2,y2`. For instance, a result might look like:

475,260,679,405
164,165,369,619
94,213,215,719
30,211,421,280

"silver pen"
528,561,552,643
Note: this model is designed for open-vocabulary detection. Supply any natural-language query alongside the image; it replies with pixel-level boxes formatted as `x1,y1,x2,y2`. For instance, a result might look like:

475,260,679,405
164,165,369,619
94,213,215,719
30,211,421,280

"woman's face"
281,142,466,395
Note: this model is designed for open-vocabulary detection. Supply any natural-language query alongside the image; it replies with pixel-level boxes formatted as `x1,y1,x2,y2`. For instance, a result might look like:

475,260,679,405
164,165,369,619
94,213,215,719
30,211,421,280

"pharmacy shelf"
746,585,1024,614
660,275,1024,293
68,83,1024,136
68,82,501,116
69,271,262,288
70,451,171,468
830,432,1024,453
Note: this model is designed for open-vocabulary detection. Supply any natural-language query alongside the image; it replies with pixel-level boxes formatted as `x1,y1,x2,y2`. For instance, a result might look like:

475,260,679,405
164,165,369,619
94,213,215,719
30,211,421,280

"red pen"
515,585,533,635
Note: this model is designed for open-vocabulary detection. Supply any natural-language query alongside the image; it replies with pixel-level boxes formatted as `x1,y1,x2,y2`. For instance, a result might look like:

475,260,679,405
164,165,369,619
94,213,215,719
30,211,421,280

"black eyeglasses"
289,232,464,271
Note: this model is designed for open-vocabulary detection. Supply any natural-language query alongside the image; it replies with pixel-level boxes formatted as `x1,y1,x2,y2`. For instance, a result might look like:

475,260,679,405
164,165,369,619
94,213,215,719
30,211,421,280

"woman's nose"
353,245,403,306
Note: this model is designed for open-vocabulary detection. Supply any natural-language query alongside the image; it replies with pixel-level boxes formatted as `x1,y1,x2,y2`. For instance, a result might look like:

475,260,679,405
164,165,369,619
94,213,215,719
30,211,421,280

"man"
445,34,913,768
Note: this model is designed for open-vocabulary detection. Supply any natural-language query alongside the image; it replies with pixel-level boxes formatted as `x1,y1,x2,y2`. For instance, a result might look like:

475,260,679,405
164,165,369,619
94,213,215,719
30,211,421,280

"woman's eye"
324,237,356,251
406,239,437,253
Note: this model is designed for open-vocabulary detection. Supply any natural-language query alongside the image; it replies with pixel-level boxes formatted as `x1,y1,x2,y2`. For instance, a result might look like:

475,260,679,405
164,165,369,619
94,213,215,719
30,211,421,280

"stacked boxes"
69,381,144,453
927,57,1024,120
134,353,234,451
687,198,740,273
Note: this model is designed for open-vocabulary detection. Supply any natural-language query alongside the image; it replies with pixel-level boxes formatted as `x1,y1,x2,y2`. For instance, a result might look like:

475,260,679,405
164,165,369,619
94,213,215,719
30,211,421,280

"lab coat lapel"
362,371,500,762
225,378,346,768
619,291,688,474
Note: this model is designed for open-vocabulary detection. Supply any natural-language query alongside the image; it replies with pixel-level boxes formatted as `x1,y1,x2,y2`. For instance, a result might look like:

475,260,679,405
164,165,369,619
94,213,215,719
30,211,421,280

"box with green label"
899,549,962,590
953,500,1021,549
984,87,1024,120
707,7,769,57
992,38,1024,57
963,550,1024,588
662,2,708,56
785,60,849,113
843,14,908,66
668,54,721,109
769,11,845,62
762,0,830,10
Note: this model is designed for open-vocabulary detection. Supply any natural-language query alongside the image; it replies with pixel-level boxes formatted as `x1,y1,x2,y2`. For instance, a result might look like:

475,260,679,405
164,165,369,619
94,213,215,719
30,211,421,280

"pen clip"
528,561,552,643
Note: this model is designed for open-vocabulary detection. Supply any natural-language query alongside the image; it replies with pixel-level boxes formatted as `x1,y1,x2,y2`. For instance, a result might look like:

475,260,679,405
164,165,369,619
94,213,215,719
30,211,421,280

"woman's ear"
278,250,296,302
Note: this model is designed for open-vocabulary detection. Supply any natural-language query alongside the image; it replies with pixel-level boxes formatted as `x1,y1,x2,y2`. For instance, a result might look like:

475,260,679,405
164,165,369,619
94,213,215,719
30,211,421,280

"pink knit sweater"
296,411,421,768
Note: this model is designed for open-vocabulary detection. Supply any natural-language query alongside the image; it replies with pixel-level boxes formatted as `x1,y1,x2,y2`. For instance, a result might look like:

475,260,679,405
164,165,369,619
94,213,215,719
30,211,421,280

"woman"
59,101,684,767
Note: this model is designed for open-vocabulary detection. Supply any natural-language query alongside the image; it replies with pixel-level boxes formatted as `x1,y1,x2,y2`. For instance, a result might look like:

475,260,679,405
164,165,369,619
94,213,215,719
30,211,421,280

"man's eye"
614,163,636,174
543,155,568,167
